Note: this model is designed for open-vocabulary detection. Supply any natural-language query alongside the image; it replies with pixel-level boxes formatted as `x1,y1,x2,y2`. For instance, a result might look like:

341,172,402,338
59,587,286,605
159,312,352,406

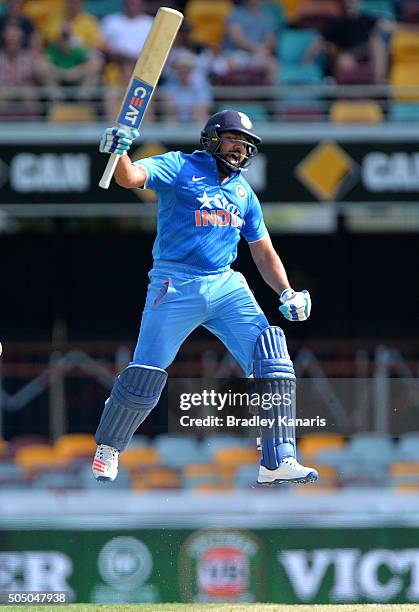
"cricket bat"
99,7,183,189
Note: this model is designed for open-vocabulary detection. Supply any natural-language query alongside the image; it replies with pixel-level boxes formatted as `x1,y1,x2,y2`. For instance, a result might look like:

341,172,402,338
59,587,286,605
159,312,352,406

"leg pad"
253,327,296,468
96,364,167,451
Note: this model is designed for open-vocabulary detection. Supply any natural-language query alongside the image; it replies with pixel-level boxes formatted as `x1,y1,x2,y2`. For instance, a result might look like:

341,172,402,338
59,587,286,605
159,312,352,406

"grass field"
1,605,419,612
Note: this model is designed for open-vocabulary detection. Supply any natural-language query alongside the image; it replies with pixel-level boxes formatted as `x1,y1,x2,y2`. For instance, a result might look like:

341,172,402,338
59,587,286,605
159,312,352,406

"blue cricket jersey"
134,150,268,273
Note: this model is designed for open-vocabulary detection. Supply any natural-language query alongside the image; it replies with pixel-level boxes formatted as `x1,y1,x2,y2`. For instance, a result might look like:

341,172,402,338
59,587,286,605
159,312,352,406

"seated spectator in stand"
221,0,278,84
324,0,388,83
43,22,103,100
101,0,153,77
44,0,105,52
0,24,50,118
0,0,35,47
161,50,212,123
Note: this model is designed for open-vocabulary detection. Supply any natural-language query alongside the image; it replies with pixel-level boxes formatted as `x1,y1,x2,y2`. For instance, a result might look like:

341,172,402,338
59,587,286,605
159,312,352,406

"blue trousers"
133,261,270,376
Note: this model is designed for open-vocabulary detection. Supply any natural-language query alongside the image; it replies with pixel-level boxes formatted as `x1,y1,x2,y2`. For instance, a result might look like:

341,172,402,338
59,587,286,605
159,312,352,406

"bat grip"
99,152,120,189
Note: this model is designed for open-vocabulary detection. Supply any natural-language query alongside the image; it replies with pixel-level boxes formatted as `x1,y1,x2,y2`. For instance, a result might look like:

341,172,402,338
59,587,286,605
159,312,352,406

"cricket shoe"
92,444,119,482
257,457,318,486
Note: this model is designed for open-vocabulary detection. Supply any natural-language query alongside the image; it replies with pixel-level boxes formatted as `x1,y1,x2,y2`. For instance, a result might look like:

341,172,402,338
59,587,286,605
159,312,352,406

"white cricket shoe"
257,457,318,486
92,444,119,482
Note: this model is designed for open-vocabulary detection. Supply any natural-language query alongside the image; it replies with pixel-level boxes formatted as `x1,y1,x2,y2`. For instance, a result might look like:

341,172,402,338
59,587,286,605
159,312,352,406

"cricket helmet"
200,109,261,173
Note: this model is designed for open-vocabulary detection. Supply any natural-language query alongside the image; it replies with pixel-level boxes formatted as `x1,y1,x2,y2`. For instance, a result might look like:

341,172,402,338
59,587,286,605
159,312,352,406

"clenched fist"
279,289,311,321
99,127,139,156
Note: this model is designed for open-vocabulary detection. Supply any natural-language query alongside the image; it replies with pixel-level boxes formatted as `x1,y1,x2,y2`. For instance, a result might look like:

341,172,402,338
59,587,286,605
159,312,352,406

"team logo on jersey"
194,191,243,228
236,185,247,200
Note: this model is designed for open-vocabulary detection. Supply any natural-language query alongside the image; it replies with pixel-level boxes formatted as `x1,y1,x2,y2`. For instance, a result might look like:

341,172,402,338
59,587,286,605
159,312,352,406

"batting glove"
99,127,139,156
279,288,311,321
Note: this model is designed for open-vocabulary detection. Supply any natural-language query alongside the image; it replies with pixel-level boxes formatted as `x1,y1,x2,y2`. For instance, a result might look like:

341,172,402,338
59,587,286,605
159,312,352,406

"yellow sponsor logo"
296,141,358,201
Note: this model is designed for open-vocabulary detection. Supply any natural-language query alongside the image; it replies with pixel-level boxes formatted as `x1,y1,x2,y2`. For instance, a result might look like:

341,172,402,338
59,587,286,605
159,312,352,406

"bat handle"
99,152,120,190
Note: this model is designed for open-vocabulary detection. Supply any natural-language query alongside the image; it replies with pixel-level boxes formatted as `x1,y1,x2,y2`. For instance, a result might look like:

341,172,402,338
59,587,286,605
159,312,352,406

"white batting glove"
279,289,311,321
99,126,139,156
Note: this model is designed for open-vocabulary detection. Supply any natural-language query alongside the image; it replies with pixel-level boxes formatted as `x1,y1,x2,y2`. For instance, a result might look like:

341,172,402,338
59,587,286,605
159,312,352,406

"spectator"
0,0,35,47
101,0,153,64
324,0,389,83
222,0,278,84
161,50,212,123
43,22,103,100
44,0,105,51
0,24,49,118
101,0,154,121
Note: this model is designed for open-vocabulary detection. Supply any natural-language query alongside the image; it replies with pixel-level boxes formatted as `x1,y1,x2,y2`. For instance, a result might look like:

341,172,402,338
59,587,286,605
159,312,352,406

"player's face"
218,131,252,169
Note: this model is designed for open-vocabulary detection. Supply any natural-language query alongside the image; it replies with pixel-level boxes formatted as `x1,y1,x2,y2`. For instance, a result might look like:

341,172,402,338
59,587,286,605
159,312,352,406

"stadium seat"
15,444,66,475
330,101,383,123
32,470,82,491
314,448,348,468
23,0,66,34
335,62,375,85
263,1,285,33
275,0,305,22
232,103,268,122
391,28,419,64
400,1,419,24
277,100,324,121
348,434,395,464
133,467,181,490
202,435,253,460
278,28,323,65
234,464,258,488
360,0,395,20
0,462,26,479
129,435,150,447
185,0,233,50
389,102,419,121
54,433,96,461
214,446,259,467
153,435,202,468
119,446,160,471
295,0,343,32
390,62,419,101
280,64,324,84
393,482,419,493
48,104,96,123
84,0,123,18
338,461,389,487
397,433,419,460
298,434,346,459
390,462,419,479
193,481,234,492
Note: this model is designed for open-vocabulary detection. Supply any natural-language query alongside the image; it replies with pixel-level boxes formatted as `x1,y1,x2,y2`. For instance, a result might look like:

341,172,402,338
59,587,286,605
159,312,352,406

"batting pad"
96,364,168,451
253,327,296,469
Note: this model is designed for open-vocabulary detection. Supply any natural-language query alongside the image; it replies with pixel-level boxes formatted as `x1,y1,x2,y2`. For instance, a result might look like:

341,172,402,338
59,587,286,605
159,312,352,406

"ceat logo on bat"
195,191,243,228
117,78,153,129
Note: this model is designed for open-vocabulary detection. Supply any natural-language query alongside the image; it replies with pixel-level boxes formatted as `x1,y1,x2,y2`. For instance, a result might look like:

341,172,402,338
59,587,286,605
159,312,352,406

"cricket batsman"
92,109,318,486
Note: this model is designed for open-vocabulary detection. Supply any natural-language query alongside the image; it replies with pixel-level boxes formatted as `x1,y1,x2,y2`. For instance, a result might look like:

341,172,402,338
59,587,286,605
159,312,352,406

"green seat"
360,0,395,20
278,28,324,67
279,63,323,84
390,102,419,121
84,0,123,18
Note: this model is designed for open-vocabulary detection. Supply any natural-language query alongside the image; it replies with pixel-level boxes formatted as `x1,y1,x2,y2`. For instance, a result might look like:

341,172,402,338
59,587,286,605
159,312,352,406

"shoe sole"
256,471,319,486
